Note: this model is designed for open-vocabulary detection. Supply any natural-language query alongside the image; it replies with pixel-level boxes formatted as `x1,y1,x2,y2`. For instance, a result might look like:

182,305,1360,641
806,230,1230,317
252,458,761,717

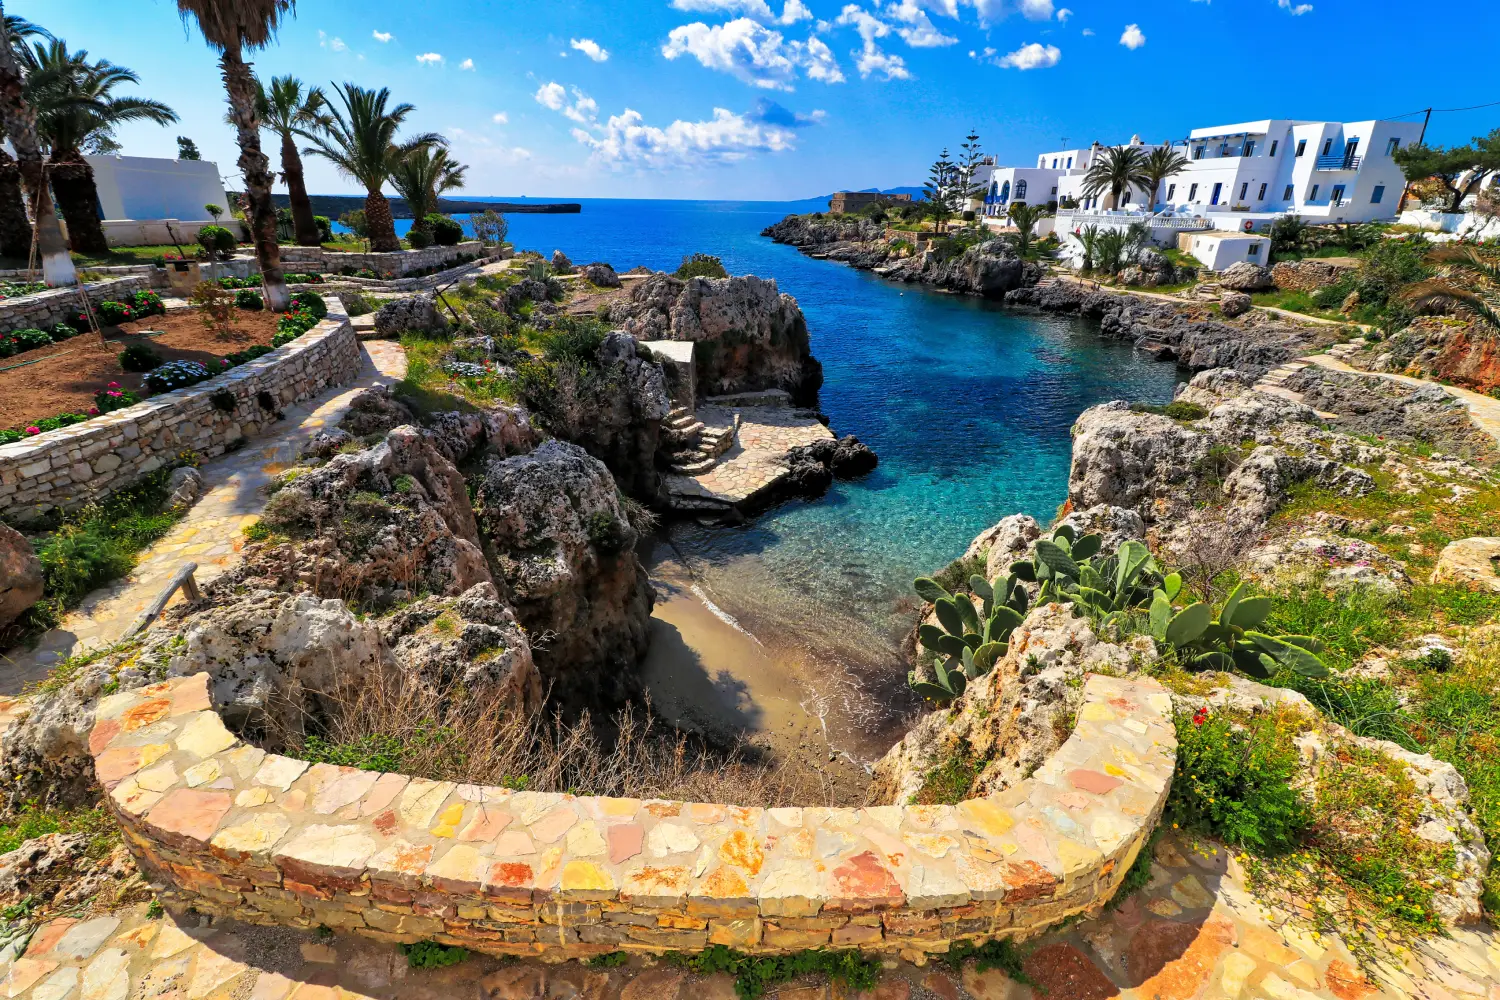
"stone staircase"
1253,360,1339,419
662,406,739,475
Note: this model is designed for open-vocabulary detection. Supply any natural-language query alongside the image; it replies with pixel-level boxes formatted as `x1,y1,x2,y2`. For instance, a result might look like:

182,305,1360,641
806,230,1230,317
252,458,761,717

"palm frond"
176,0,297,53
1401,279,1500,331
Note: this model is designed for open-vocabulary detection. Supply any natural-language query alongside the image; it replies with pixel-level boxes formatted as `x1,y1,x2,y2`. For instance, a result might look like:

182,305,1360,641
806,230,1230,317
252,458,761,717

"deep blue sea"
392,199,1184,733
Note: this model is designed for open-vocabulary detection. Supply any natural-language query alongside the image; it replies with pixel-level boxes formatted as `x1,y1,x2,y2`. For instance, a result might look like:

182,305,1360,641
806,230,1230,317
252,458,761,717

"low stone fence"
91,672,1174,962
0,300,358,519
279,242,484,277
1271,258,1359,293
0,276,151,335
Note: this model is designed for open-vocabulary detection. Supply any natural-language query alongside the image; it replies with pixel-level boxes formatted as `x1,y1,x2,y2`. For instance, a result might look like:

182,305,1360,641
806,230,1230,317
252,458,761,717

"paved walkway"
1302,353,1500,447
0,341,407,694
2,830,1495,1000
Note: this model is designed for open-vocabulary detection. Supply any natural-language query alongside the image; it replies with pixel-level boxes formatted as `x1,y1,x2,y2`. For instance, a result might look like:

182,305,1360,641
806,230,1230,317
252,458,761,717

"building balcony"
1315,154,1361,171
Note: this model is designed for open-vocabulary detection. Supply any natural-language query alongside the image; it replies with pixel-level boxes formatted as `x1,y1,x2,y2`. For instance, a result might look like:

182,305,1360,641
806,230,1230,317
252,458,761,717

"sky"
21,0,1500,202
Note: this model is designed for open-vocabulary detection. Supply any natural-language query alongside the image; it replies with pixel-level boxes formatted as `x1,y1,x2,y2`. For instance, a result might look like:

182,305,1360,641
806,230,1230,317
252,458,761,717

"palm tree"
254,75,327,246
27,42,178,255
175,0,296,311
1401,245,1500,331
1140,145,1189,211
0,3,71,284
1075,224,1101,273
1007,202,1046,261
303,84,442,252
0,14,49,259
387,141,466,242
1081,145,1151,211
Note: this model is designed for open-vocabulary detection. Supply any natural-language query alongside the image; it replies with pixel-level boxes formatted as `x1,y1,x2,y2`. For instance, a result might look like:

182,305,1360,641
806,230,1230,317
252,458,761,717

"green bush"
235,289,264,310
667,945,880,999
272,309,318,347
675,253,728,280
541,317,607,365
95,300,137,326
196,224,236,257
1169,706,1307,851
406,227,432,249
425,214,464,246
289,289,327,320
130,290,166,317
399,941,468,969
94,385,140,414
119,344,162,372
144,360,214,394
11,328,51,351
313,215,333,242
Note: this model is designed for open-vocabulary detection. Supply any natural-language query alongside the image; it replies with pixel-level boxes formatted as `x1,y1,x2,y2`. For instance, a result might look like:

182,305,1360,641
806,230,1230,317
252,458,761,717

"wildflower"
88,406,99,415
108,381,119,388
24,426,39,435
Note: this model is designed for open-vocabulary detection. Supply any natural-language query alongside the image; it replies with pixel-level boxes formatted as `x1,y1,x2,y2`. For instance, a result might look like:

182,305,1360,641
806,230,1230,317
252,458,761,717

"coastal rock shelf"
92,671,1174,961
664,400,834,512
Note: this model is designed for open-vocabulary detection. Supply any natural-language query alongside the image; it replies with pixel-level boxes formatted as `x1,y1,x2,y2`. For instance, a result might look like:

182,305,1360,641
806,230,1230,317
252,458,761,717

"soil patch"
0,309,279,432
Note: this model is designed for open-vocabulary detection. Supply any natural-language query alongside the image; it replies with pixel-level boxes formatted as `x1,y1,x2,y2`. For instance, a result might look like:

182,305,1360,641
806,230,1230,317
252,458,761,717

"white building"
83,154,233,247
976,145,1101,218
1184,231,1272,271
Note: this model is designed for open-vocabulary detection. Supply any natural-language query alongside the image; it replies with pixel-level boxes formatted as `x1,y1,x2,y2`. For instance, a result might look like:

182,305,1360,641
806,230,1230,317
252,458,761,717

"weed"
941,938,1032,984
587,951,630,968
913,746,978,805
400,941,469,969
667,945,879,999
1169,706,1308,851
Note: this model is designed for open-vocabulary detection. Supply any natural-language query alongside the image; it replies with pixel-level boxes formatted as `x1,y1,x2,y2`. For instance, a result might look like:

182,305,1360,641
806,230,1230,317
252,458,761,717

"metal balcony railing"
1315,154,1361,171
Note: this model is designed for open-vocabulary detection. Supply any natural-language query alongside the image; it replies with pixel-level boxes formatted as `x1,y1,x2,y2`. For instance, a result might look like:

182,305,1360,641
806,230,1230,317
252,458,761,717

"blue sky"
23,0,1500,201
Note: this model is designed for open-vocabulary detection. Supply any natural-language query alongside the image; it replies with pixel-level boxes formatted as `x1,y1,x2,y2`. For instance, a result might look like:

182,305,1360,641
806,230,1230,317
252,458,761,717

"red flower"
24,426,39,435
1192,706,1210,727
88,406,99,415
108,381,120,388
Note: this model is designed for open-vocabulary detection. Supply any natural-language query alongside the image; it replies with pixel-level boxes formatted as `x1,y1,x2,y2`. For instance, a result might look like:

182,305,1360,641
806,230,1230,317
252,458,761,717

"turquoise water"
429,199,1186,750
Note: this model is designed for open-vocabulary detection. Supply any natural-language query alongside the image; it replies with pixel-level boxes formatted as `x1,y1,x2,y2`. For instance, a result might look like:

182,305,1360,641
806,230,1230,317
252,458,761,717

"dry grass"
261,669,827,808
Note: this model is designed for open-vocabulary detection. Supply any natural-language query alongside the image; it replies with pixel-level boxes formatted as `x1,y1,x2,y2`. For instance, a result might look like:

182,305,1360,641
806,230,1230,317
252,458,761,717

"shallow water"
454,200,1187,767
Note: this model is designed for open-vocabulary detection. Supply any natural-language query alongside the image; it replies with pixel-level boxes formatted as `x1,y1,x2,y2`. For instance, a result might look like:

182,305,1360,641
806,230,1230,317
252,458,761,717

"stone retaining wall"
0,301,358,518
1271,259,1359,293
91,672,1174,962
278,242,484,277
0,276,151,335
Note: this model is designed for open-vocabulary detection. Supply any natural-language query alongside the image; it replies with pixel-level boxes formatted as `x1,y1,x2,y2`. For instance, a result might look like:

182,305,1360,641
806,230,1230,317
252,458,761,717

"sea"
385,198,1186,763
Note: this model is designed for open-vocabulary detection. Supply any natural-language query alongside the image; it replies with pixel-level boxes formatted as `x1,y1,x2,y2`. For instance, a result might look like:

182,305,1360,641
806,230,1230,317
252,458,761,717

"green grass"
666,945,880,1000
1249,289,1348,322
0,804,117,856
399,941,469,969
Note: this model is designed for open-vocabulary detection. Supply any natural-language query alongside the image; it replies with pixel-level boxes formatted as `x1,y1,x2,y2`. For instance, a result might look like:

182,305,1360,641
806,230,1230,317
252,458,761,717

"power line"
1382,98,1500,121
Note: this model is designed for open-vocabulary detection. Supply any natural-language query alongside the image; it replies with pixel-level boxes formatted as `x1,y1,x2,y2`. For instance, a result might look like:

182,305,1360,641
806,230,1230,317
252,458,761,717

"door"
1211,182,1222,206
1331,185,1345,207
1344,139,1359,165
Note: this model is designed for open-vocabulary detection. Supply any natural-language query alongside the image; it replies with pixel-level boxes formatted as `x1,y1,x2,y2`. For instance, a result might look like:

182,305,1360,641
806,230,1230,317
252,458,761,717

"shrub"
95,300,136,326
196,224,236,258
118,344,162,372
94,384,140,414
425,214,463,246
406,227,432,249
675,253,728,280
225,344,274,365
541,317,608,365
130,290,166,318
399,941,468,969
11,328,51,351
668,945,879,999
144,360,214,394
313,215,333,242
49,322,78,342
235,289,264,310
190,281,238,335
289,290,327,320
273,308,319,346
1169,705,1307,851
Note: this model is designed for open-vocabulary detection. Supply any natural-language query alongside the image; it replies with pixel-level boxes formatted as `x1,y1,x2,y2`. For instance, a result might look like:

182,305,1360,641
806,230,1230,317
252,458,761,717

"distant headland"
265,193,582,217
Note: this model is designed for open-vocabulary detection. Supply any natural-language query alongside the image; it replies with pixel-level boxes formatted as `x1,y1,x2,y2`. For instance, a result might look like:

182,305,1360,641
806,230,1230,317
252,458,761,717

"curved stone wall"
0,302,358,518
91,671,1174,960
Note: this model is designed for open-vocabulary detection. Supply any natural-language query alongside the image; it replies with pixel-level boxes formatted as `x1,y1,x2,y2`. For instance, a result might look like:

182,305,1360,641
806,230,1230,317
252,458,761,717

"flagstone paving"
664,404,833,509
0,340,407,694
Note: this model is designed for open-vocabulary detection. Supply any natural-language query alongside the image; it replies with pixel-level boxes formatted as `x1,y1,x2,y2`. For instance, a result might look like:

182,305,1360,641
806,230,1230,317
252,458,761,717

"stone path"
1252,361,1340,419
1302,353,1500,447
664,403,833,511
0,341,407,694
4,828,1496,1000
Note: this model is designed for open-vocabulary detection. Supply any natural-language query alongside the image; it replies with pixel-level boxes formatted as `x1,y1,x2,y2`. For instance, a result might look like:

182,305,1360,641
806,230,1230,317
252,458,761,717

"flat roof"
1194,231,1271,241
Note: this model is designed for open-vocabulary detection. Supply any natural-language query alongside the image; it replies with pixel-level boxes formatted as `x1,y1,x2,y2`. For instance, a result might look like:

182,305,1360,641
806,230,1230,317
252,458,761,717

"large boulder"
1220,291,1252,318
581,262,620,288
1431,537,1500,592
550,250,575,275
374,294,448,338
964,514,1041,582
1244,533,1411,595
1218,261,1275,292
338,386,415,439
0,523,43,628
474,440,654,711
610,273,823,405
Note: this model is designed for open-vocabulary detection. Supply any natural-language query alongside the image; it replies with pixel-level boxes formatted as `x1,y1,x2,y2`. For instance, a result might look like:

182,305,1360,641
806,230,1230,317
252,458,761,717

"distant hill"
238,193,581,218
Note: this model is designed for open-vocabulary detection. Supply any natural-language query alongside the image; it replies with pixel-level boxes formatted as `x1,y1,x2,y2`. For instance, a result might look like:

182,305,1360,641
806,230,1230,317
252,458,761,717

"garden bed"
0,310,280,433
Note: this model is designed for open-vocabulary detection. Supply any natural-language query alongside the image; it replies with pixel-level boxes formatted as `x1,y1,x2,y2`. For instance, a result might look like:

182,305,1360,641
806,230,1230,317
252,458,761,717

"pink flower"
88,406,99,415
108,381,120,388
24,426,39,435
107,391,121,398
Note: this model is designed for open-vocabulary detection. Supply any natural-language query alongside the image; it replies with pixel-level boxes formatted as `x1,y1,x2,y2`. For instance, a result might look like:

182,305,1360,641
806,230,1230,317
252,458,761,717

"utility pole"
1395,107,1432,215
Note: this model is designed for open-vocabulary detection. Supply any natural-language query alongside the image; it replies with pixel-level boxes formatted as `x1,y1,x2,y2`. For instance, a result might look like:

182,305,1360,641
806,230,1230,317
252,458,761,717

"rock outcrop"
0,522,42,628
581,261,621,288
1218,262,1275,292
876,239,1039,299
374,294,448,338
610,273,823,405
1431,537,1500,592
474,440,654,711
337,386,416,439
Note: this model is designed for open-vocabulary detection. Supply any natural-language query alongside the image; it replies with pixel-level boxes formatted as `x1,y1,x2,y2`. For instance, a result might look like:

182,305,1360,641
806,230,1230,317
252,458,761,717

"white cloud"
1277,0,1313,13
534,82,598,123
535,82,567,111
960,0,1052,23
663,17,846,88
779,0,814,22
1056,7,1071,21
493,112,509,124
460,58,475,70
569,105,797,170
1119,23,1145,48
1081,26,1094,34
834,5,912,79
670,0,776,15
884,0,959,46
319,33,348,52
416,51,443,64
997,41,1059,69
509,147,533,161
571,38,610,61
372,29,392,42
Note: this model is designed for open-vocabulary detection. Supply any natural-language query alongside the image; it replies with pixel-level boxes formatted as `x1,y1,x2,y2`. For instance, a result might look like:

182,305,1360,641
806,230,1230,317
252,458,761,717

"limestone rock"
475,440,654,711
373,294,448,338
0,522,43,628
870,603,1157,805
300,428,353,461
1244,534,1411,595
1430,537,1500,592
165,466,204,512
551,250,574,274
1057,504,1147,555
610,273,823,404
1173,367,1254,409
0,833,140,917
1217,262,1275,293
1220,291,1252,318
581,262,620,288
338,387,415,440
963,514,1041,582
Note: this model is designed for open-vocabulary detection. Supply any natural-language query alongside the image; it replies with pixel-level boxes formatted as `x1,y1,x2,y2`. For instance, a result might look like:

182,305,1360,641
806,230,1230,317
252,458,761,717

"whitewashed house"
82,154,234,247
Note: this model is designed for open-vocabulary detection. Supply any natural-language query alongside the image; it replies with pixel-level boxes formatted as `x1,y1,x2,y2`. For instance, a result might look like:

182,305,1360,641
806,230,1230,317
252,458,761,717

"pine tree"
176,135,201,160
923,148,955,233
956,129,987,218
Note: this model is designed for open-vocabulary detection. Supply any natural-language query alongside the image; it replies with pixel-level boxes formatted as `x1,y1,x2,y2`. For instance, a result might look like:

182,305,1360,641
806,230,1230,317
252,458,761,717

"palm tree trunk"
219,48,289,311
280,133,320,247
0,149,31,260
364,187,399,252
0,3,73,286
49,151,109,256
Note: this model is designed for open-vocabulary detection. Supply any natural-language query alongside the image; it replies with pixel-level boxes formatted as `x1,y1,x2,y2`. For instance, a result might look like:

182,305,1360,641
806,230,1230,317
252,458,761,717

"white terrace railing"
1059,212,1214,231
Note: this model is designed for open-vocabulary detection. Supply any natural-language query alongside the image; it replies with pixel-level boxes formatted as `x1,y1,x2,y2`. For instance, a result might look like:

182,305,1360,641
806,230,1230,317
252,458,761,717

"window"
1269,140,1279,157
1015,180,1027,200
1283,184,1294,200
1248,243,1261,256
1258,183,1268,200
1245,140,1256,157
1193,146,1205,160
1050,186,1057,195
1066,157,1073,168
1166,183,1176,201
1310,184,1320,201
1295,139,1307,157
1211,182,1223,205
1321,138,1333,156
1122,191,1132,204
1219,142,1230,157
1331,185,1345,206
1386,138,1400,156
1239,182,1249,201
990,182,999,198
999,180,1010,202
1371,185,1385,204
1189,183,1199,201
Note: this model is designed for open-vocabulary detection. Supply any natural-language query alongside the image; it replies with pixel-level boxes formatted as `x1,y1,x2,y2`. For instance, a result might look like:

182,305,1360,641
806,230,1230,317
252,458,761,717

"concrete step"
667,406,692,421
671,458,718,475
